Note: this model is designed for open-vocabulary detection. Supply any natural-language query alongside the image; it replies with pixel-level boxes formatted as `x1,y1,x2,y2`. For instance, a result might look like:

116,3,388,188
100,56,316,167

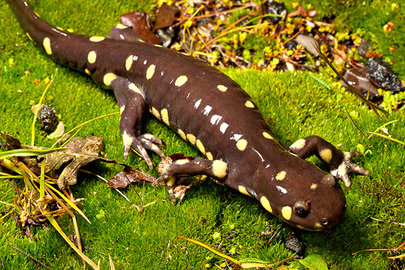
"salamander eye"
293,200,310,218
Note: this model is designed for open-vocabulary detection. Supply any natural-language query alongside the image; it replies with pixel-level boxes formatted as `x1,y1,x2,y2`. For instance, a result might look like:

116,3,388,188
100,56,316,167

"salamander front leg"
111,78,164,169
289,135,370,187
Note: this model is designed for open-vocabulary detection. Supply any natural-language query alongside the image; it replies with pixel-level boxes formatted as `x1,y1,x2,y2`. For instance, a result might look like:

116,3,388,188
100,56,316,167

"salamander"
6,0,370,231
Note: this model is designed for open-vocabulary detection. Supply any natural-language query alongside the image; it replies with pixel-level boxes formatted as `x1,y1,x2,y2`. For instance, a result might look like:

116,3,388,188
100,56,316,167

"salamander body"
7,0,370,230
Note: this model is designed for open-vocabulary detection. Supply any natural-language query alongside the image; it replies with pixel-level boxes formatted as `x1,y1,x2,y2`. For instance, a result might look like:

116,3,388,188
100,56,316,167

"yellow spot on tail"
262,131,273,140
217,85,227,92
161,109,170,125
236,139,248,151
43,37,52,55
85,69,91,75
115,24,128,29
146,64,156,80
319,148,332,163
89,36,105,42
238,186,252,197
275,171,286,181
103,73,117,86
290,138,306,150
175,75,188,87
150,107,161,120
186,134,196,145
212,160,227,178
206,152,213,160
87,51,97,64
177,129,186,140
125,55,133,71
196,139,205,155
281,206,292,220
245,101,255,108
128,83,144,98
260,196,273,213
310,183,318,190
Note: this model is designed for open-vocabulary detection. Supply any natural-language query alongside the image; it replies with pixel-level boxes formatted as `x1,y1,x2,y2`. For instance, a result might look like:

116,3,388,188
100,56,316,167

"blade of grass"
51,112,119,148
40,162,45,199
0,147,66,159
45,183,91,224
45,214,99,269
364,131,405,146
366,119,398,140
179,235,239,265
31,80,53,146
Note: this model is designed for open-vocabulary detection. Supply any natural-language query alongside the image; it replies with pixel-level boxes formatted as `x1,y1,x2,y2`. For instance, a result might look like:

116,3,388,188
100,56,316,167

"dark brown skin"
7,0,370,230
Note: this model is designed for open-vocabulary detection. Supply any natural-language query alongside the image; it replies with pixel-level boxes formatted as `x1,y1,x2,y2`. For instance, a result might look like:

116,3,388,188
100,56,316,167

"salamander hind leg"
153,157,228,186
289,135,370,188
110,77,164,169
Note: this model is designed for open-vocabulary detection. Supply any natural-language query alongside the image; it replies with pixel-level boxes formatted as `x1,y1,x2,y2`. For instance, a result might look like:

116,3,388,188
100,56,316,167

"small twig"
11,246,49,269
267,226,282,246
370,217,405,227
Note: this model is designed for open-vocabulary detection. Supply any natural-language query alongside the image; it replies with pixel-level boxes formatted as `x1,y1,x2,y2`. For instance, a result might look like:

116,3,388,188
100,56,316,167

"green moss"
1,0,404,269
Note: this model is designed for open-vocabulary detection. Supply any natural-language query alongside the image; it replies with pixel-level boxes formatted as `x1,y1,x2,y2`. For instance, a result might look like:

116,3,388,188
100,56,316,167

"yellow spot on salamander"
128,83,144,98
319,149,332,163
177,129,186,140
186,134,196,145
146,64,156,80
120,105,125,114
290,138,306,150
196,139,205,155
206,152,213,160
262,131,273,140
217,85,227,92
89,36,105,42
315,222,323,229
26,33,33,41
238,186,252,197
281,206,292,220
43,37,52,55
310,183,318,190
161,109,170,125
245,101,255,108
103,73,117,86
150,107,161,120
260,196,272,213
87,51,97,64
175,75,188,87
212,160,227,178
275,171,286,181
236,139,248,151
175,159,190,165
122,131,134,147
85,69,91,75
125,55,133,71
115,24,128,29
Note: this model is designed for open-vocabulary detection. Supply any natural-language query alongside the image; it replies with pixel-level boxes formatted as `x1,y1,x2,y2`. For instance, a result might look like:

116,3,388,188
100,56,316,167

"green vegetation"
1,0,404,269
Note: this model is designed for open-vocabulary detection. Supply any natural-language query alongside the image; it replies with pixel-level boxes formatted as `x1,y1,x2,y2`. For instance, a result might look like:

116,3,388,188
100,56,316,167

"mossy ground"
0,0,404,269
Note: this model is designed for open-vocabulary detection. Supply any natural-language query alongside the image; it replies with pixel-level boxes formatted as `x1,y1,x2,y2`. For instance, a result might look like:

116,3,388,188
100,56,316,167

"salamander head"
254,156,346,231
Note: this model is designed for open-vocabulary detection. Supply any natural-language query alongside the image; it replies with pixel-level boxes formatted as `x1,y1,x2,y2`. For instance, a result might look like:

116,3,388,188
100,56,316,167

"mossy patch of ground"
1,0,404,269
